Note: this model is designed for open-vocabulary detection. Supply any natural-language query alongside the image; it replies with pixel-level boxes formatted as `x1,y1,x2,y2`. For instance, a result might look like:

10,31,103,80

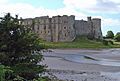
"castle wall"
50,15,75,42
75,20,89,36
21,15,102,42
33,16,52,41
58,15,75,42
75,17,102,39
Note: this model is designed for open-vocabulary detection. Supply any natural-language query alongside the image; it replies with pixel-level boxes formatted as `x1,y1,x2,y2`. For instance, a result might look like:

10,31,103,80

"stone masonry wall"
22,15,102,42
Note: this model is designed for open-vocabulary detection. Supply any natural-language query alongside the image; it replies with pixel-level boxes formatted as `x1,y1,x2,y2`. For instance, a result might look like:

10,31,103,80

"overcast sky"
0,0,120,35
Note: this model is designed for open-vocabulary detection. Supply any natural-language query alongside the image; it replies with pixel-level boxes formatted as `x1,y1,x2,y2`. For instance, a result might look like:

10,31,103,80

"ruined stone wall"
75,20,89,36
22,18,33,28
21,15,102,42
33,16,52,41
74,17,102,39
50,15,75,42
57,15,75,42
51,16,60,42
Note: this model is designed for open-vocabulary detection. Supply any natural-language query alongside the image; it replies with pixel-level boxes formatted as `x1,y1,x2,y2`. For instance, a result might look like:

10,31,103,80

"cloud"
63,0,120,13
0,0,8,4
101,18,120,35
0,0,87,19
91,0,120,13
63,0,97,9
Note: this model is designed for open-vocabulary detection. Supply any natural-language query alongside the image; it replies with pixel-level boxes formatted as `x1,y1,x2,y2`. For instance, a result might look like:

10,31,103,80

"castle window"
64,27,66,29
64,21,68,23
65,33,67,37
37,26,39,30
44,25,46,30
48,31,50,33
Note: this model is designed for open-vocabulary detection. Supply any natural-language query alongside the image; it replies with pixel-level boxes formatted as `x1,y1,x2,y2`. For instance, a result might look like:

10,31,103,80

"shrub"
102,40,108,45
114,32,120,42
0,13,46,80
106,31,114,39
108,40,114,45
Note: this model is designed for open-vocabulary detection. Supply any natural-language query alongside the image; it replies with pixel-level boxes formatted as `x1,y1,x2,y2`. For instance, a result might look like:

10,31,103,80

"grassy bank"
40,37,120,49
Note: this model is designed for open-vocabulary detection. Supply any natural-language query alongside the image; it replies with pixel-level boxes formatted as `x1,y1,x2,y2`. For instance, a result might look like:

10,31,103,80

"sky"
0,0,120,36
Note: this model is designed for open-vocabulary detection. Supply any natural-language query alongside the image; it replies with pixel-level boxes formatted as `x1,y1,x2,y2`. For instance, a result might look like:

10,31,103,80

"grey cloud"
90,0,120,12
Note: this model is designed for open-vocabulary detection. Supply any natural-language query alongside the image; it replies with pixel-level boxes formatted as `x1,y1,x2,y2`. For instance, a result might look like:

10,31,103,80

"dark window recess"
37,26,39,30
68,31,70,34
48,31,49,33
64,27,66,29
64,21,68,23
44,25,46,30
65,33,67,37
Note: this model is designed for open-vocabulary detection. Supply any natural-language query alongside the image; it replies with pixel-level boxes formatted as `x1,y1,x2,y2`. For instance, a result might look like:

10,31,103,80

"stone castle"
22,15,102,42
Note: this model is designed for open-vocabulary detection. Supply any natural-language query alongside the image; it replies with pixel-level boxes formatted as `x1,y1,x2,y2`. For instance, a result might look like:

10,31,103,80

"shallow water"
63,54,120,67
44,48,120,67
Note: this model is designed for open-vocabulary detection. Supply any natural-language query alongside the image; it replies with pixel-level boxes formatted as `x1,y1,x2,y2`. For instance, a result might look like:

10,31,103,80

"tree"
0,13,45,80
114,32,120,42
106,31,114,39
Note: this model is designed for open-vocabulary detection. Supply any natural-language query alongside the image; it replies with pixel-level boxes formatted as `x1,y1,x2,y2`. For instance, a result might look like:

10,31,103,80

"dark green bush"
108,40,114,45
106,31,114,39
0,13,46,80
102,40,108,45
114,32,120,42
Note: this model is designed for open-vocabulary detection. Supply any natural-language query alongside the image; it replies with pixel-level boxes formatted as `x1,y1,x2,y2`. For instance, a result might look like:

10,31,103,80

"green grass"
40,37,120,49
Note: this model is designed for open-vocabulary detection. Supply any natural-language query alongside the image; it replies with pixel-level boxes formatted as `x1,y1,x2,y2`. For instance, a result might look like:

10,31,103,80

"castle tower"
51,16,61,42
87,16,94,39
33,16,52,42
87,16,92,21
58,15,75,42
92,18,102,39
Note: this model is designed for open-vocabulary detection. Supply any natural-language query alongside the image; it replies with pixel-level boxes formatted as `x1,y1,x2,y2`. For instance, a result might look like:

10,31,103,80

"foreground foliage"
0,13,45,80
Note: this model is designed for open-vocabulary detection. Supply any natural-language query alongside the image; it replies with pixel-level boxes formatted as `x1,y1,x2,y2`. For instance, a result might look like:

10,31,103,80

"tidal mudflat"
41,49,120,81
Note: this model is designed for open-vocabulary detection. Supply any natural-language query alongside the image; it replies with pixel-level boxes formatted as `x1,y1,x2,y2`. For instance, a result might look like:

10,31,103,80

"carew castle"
22,15,102,42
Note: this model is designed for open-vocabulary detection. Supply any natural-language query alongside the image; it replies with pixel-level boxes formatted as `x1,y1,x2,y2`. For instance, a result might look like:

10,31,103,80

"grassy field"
40,37,120,49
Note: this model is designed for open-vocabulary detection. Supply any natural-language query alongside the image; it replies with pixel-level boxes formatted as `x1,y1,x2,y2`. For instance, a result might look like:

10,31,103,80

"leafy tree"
106,31,114,39
114,32,120,42
0,13,45,80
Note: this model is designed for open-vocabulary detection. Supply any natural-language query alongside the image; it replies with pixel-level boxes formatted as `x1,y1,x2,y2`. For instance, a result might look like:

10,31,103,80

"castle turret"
87,16,92,21
87,16,94,39
92,18,102,39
